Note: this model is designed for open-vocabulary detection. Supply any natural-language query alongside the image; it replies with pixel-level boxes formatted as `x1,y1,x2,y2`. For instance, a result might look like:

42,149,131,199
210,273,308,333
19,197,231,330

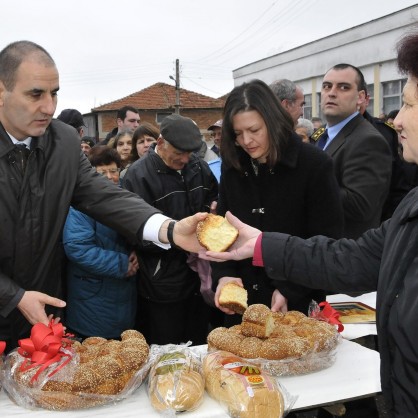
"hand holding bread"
199,212,261,262
216,279,248,315
197,213,239,252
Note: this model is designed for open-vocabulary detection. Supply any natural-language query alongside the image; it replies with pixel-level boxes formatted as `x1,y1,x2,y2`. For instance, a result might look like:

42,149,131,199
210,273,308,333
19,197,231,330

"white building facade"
233,5,418,119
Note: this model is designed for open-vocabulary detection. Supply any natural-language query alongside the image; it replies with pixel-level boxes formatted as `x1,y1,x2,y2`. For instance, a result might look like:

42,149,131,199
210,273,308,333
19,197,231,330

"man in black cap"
123,114,218,345
57,108,87,138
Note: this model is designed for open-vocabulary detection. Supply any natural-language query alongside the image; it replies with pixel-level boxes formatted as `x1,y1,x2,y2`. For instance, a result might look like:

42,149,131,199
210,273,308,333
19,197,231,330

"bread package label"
155,352,189,374
218,354,275,395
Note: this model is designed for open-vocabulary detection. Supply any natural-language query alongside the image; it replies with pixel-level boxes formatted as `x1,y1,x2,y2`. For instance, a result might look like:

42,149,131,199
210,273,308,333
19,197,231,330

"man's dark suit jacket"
323,114,392,239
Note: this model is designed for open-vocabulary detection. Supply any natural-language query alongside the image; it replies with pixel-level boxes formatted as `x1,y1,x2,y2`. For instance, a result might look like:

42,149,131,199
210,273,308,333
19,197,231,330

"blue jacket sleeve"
63,207,130,279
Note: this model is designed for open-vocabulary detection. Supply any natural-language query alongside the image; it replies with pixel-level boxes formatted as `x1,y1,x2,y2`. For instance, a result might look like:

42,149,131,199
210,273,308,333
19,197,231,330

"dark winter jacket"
212,133,344,318
63,208,136,338
0,120,158,347
123,145,218,302
261,186,418,417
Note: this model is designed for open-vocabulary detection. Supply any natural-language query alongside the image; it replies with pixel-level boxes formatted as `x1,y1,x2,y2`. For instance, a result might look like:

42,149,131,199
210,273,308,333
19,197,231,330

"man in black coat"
311,64,392,239
0,41,206,351
359,89,418,221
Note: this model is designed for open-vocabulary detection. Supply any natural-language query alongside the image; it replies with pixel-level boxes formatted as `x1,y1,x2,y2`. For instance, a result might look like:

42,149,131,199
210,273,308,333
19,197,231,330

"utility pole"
170,59,180,114
174,59,180,114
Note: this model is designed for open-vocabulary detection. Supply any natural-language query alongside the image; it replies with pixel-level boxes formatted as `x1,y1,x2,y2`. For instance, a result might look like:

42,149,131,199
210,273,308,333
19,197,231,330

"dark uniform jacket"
123,145,218,303
0,120,158,348
261,186,418,417
212,134,343,319
363,110,418,220
313,114,392,238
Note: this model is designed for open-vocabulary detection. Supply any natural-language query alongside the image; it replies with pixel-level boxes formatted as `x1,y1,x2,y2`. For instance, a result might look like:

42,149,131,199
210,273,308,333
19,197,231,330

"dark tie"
317,129,328,150
15,143,30,173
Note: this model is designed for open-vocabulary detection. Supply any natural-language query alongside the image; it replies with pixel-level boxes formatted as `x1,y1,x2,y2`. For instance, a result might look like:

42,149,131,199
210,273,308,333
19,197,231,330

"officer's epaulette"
310,127,326,143
384,121,396,131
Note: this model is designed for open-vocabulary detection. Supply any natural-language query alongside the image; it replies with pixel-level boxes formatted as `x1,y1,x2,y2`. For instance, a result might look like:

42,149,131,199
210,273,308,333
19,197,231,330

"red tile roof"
92,82,225,112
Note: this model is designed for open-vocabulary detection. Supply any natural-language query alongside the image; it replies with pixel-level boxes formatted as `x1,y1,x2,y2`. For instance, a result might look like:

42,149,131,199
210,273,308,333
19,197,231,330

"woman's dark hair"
88,145,122,168
397,31,418,80
221,79,294,171
131,122,159,160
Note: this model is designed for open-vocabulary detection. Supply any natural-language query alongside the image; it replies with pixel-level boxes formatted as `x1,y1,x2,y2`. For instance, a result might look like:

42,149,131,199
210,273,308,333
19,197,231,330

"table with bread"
0,215,381,417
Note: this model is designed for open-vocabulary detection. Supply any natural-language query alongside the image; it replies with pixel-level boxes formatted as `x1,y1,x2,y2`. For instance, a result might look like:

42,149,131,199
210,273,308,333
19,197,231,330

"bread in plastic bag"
148,342,204,414
3,325,151,410
203,350,296,418
207,307,341,376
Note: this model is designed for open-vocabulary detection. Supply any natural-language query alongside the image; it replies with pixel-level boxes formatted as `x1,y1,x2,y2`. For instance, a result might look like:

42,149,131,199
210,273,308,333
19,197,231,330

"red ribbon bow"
312,301,344,332
0,340,6,355
18,321,73,382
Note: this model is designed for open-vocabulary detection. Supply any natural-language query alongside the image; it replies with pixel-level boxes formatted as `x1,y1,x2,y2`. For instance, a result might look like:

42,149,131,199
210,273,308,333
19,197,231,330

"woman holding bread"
203,30,418,416
211,79,343,325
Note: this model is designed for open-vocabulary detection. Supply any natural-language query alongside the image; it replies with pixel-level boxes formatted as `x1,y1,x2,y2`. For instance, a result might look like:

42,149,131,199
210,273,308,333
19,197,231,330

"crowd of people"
2,28,418,417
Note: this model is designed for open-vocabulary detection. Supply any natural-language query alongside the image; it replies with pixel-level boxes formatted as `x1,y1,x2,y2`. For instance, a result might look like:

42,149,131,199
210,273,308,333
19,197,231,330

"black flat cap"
160,114,202,152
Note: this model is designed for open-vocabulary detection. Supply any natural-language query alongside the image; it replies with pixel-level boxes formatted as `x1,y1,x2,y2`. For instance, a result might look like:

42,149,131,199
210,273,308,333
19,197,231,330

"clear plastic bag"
148,342,205,415
207,307,342,376
3,330,151,410
203,350,296,418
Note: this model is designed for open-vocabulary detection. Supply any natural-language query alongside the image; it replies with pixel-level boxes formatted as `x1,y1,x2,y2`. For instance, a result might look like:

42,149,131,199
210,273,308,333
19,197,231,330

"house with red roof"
86,82,225,140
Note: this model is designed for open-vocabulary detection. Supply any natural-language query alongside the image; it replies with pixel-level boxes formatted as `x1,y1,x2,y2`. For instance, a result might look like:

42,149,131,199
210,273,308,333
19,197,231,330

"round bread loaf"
9,330,150,410
197,214,238,252
207,305,340,375
149,350,204,413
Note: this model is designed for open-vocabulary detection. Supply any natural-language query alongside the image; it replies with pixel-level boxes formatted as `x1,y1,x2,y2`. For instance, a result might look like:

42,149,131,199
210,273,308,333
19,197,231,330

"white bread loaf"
197,214,238,252
203,351,284,418
149,350,204,413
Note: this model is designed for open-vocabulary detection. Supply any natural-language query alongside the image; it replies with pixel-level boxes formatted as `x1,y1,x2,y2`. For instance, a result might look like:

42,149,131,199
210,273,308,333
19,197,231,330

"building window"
366,83,374,115
303,94,312,119
156,112,173,124
382,79,407,114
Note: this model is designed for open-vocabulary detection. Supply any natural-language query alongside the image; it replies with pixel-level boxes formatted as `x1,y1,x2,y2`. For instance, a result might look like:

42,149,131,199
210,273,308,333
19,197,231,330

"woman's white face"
394,76,418,164
232,110,270,163
116,134,132,160
136,135,156,157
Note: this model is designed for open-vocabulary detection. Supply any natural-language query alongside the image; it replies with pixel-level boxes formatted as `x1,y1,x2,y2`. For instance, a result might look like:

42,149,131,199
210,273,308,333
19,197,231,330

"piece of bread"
219,283,248,314
203,351,285,418
241,304,275,339
197,214,238,252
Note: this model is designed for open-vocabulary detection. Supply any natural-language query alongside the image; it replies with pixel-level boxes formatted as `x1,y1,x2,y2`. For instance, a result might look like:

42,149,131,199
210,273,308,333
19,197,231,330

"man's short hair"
0,40,55,91
117,106,139,120
328,63,366,91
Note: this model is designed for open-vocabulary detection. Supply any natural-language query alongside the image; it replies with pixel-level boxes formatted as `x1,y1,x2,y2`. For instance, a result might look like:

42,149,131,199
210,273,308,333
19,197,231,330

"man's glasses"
96,168,120,176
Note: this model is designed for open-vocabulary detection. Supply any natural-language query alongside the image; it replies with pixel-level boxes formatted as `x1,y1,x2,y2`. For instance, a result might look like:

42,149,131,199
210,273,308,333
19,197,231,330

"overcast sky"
1,0,417,115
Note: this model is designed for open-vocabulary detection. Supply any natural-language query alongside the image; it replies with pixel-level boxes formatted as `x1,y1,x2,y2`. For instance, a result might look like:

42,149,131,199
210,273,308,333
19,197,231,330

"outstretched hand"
199,211,262,262
174,212,209,253
17,291,66,326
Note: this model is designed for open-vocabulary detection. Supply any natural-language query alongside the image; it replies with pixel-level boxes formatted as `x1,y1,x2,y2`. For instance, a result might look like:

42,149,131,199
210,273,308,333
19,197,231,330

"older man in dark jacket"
123,114,218,345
